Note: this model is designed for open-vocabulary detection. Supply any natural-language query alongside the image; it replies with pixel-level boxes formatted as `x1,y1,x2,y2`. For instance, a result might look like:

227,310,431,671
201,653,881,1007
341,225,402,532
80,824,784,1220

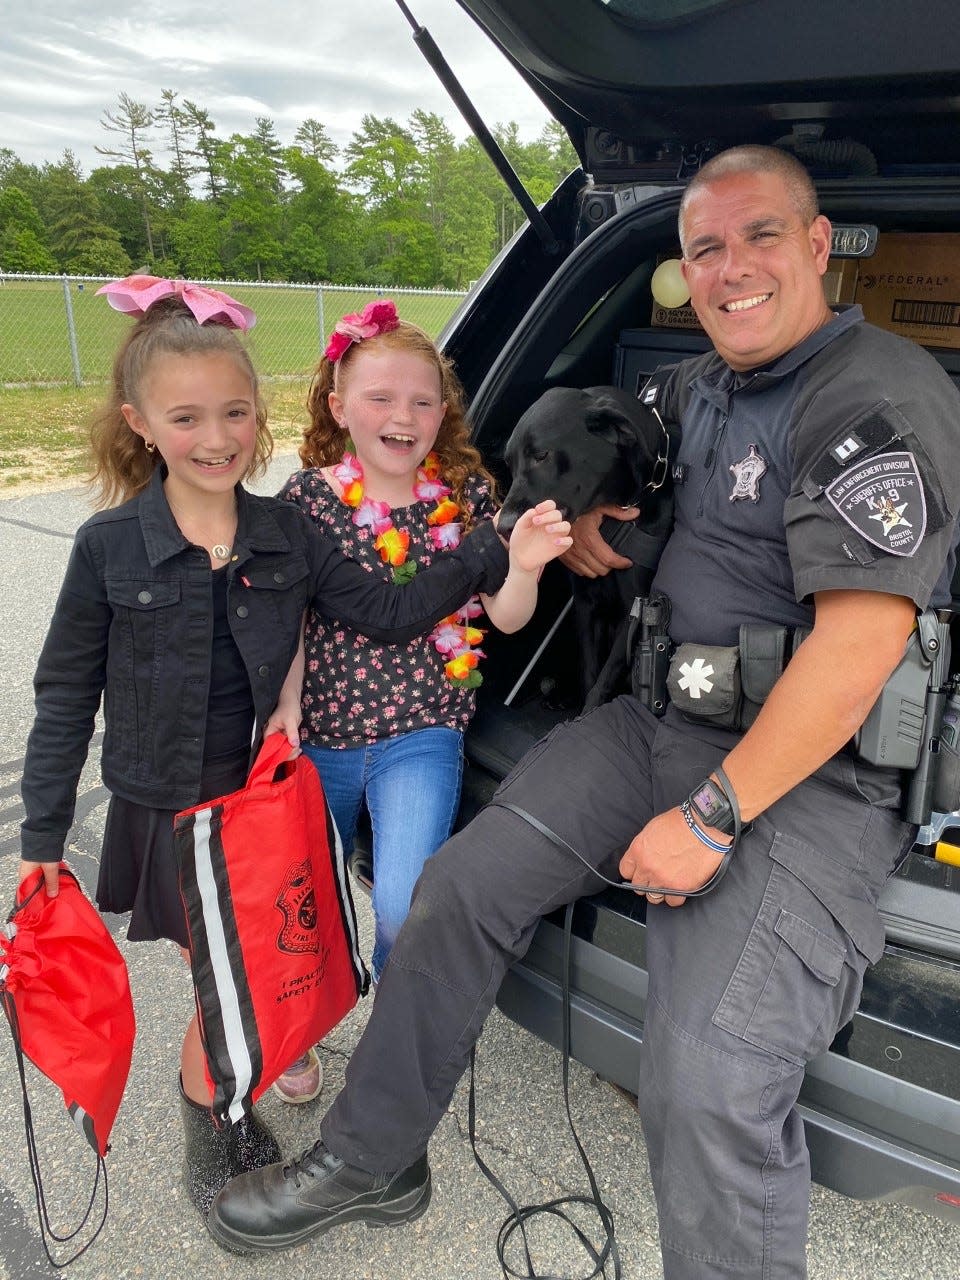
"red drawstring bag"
1,866,136,1265
175,732,367,1125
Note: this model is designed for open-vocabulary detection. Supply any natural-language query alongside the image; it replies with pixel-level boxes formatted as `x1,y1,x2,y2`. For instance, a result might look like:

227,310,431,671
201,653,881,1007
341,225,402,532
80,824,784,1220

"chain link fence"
0,274,468,388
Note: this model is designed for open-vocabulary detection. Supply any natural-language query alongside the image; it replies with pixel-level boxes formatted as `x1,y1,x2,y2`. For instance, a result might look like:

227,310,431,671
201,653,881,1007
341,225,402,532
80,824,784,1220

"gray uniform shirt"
649,306,960,647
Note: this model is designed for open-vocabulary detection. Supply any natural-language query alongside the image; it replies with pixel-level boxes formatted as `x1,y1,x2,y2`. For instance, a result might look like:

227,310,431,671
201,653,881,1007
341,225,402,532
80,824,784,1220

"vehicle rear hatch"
456,0,960,178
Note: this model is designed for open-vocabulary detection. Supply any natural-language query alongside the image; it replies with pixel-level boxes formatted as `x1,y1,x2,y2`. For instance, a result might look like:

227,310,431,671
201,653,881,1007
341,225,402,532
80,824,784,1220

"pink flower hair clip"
324,299,400,362
96,275,257,331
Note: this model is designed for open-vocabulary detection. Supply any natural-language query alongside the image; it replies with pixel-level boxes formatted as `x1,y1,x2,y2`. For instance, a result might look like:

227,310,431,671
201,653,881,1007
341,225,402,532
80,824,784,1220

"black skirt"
96,750,249,948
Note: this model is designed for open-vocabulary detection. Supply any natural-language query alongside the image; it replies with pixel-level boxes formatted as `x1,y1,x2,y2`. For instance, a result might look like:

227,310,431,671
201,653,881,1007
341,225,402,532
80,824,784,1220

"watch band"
680,800,732,852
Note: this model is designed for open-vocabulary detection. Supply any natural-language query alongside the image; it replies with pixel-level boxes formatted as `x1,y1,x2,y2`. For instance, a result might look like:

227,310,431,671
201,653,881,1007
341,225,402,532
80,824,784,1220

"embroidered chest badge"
825,450,926,557
729,444,767,502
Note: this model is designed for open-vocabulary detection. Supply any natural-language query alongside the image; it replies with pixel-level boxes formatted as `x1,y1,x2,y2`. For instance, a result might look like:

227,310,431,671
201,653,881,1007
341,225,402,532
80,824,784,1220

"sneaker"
207,1140,432,1254
272,1047,323,1105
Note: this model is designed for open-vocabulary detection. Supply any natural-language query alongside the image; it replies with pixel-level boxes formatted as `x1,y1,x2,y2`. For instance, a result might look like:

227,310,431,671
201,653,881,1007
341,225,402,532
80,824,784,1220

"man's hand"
18,858,60,898
619,808,724,907
559,504,640,578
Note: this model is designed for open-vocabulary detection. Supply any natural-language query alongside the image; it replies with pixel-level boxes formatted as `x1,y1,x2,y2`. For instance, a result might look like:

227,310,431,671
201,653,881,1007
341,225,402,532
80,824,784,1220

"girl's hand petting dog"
500,500,573,574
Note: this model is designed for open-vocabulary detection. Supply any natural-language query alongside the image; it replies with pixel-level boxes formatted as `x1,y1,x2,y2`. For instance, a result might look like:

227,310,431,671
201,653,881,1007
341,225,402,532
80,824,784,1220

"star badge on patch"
825,451,926,556
729,444,767,502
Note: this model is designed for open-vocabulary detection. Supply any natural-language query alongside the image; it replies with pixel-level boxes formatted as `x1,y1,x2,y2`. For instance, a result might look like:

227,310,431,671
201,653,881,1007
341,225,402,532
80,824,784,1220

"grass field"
0,278,465,492
0,279,464,384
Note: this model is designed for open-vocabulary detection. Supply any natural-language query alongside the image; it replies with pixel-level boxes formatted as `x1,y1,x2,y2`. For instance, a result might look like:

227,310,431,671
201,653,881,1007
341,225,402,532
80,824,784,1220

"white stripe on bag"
330,816,364,983
194,807,253,1125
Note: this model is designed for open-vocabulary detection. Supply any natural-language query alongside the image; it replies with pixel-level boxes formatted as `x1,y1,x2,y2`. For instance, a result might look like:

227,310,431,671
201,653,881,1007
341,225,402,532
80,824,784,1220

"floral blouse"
280,468,496,747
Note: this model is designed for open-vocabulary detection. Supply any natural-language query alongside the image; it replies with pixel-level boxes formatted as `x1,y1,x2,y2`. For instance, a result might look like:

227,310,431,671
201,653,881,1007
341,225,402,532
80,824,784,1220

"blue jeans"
302,727,464,982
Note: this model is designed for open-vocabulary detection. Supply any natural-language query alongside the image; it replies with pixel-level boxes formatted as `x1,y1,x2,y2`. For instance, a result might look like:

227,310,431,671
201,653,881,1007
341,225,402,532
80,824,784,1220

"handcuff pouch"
738,625,788,730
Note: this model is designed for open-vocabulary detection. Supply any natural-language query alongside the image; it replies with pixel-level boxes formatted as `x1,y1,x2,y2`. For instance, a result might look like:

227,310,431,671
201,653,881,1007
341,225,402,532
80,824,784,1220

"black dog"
498,385,672,708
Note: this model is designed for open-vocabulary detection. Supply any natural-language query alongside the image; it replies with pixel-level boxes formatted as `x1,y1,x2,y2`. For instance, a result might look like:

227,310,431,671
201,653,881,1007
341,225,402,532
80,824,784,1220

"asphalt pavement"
1,460,958,1280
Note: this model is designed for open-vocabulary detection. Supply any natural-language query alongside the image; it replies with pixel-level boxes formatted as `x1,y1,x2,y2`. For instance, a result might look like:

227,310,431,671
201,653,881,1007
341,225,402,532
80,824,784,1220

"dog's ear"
583,399,637,446
583,386,663,489
583,388,656,451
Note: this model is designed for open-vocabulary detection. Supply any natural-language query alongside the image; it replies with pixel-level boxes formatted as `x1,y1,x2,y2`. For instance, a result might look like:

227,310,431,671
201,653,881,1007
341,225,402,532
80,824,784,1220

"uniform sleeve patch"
825,451,926,557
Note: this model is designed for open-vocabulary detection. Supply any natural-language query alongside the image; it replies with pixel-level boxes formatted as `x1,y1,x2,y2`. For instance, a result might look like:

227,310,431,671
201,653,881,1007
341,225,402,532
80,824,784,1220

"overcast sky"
1,0,553,174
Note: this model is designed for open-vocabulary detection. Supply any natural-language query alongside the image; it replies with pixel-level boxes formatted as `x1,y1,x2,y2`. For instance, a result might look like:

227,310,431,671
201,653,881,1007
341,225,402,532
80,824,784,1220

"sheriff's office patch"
825,451,926,556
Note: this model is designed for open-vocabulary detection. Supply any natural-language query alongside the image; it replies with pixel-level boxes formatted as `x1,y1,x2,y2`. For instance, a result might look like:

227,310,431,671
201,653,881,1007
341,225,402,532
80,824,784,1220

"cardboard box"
822,256,859,306
856,233,960,350
650,255,858,330
650,253,704,331
650,297,705,331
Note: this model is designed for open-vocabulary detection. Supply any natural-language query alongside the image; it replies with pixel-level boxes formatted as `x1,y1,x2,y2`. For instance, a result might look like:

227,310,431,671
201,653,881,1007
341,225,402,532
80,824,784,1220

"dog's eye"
531,451,549,464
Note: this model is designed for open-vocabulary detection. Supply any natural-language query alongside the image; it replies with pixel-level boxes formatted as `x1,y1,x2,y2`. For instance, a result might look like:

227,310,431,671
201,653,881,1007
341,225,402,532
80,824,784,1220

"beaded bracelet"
679,800,734,854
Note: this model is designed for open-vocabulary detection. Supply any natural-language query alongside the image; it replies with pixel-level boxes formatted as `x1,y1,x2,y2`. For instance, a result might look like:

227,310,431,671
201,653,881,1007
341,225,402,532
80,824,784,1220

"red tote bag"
175,733,368,1125
1,867,136,1264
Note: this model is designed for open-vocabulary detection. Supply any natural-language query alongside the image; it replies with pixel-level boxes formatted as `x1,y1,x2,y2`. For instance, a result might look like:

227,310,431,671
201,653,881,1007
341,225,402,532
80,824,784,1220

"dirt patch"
0,379,309,501
0,427,306,502
1,474,88,500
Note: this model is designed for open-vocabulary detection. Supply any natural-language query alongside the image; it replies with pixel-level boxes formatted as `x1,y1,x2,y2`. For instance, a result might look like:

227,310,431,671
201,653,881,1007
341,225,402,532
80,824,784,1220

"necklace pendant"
211,543,231,561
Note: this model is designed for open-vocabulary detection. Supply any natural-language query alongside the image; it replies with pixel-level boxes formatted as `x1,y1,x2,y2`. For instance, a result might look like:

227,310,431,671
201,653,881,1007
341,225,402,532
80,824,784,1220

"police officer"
209,147,960,1279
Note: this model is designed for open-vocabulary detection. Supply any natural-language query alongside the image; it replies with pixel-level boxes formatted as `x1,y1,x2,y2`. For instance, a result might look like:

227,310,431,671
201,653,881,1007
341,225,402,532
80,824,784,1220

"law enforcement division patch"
825,451,926,556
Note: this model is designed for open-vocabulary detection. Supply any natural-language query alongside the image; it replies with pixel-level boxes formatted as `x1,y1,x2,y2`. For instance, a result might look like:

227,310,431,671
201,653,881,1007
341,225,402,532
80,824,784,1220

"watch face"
689,778,736,835
691,781,723,820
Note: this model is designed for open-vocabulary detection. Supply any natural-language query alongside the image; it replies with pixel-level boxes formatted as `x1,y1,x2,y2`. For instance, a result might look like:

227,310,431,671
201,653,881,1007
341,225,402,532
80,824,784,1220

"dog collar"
619,405,671,508
645,406,671,495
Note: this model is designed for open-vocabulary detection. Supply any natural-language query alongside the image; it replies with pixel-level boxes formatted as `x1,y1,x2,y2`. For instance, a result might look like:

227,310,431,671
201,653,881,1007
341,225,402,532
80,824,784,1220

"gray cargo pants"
320,695,910,1279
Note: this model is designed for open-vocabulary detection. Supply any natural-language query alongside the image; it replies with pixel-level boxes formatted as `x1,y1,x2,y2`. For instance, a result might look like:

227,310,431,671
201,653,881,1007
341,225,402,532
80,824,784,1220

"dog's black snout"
496,505,522,538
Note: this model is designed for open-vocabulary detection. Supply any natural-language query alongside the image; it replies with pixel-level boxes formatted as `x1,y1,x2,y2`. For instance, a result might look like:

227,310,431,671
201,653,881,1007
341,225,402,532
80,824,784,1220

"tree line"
0,91,578,289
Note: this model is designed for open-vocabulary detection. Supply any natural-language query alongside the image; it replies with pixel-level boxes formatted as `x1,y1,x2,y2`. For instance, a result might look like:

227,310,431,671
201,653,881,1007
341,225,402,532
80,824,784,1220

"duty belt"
628,595,956,827
628,597,807,732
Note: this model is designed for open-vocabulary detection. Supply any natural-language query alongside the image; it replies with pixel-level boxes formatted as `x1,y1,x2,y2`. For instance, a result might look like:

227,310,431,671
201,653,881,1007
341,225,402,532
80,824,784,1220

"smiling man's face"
680,170,833,371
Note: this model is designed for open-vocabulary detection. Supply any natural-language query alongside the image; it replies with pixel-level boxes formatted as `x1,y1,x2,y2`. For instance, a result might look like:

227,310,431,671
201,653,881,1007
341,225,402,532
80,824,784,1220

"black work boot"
206,1139,432,1254
179,1079,282,1217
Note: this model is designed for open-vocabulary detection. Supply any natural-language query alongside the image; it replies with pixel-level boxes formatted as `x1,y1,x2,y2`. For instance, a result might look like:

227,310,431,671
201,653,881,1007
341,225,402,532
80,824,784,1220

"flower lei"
332,451,486,689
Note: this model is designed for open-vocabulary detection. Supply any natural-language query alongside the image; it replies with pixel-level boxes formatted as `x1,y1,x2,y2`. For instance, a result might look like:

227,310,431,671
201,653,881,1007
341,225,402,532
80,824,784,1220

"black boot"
179,1079,282,1217
207,1139,431,1254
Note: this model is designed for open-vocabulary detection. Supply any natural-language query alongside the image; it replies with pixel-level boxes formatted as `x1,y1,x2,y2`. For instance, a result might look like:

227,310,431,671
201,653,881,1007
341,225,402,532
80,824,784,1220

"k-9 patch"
825,451,926,557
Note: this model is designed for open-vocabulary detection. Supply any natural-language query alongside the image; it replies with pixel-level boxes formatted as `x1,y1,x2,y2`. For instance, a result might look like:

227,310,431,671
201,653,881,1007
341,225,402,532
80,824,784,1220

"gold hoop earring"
144,440,156,454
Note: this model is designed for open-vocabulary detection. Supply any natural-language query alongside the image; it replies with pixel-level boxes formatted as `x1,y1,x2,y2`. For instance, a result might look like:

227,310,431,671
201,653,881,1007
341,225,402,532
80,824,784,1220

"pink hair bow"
96,275,257,331
324,299,399,362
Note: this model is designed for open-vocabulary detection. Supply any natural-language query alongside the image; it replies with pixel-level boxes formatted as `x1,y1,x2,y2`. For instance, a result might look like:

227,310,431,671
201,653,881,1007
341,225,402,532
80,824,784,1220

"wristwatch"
687,777,737,836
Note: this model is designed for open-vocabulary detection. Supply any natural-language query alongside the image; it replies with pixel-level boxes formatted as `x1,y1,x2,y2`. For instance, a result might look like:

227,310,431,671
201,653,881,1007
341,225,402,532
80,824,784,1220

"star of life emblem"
825,450,926,557
677,656,715,700
729,444,767,502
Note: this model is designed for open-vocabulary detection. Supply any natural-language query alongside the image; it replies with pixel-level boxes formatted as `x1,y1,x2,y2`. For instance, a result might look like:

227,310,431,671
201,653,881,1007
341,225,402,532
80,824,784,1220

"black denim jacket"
21,467,509,860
